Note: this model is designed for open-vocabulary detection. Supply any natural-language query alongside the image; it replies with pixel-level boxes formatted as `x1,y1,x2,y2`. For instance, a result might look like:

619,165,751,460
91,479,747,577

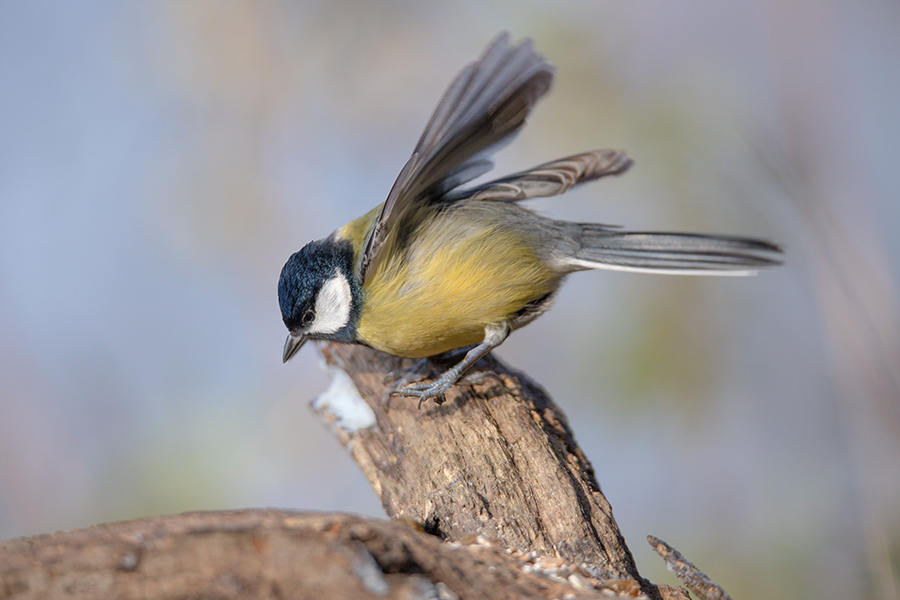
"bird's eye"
301,309,315,326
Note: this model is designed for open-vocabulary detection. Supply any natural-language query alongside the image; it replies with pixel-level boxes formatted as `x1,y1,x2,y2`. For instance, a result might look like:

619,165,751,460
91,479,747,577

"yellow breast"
356,204,558,358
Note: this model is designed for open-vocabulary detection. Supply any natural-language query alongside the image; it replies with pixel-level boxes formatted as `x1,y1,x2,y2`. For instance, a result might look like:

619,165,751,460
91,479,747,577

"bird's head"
278,238,359,362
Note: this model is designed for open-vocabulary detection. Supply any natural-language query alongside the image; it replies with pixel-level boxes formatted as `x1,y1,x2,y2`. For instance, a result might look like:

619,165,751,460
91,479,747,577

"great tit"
278,33,782,404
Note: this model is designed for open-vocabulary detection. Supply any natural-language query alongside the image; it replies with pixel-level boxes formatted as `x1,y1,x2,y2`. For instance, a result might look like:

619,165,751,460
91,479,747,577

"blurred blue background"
2,2,899,598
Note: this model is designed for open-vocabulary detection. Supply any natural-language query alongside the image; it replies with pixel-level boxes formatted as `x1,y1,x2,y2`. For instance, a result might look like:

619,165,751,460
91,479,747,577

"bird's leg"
382,347,467,388
383,358,432,387
381,348,472,406
393,323,510,408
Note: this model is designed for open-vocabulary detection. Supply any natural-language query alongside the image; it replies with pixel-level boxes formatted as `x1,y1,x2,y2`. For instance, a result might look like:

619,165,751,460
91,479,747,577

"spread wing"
454,149,633,202
357,32,554,284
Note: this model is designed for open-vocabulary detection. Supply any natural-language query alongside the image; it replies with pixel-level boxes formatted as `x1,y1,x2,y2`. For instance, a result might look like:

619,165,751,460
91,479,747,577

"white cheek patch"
308,270,352,335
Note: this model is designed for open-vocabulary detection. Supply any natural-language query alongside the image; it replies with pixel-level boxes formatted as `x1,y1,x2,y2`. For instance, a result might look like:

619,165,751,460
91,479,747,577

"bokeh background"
2,1,899,598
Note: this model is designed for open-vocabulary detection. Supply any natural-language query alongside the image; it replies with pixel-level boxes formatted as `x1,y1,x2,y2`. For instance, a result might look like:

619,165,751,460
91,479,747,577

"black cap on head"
278,238,357,334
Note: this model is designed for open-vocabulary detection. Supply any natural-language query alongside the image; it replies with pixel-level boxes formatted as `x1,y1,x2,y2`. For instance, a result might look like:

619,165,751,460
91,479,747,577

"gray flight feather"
560,224,783,275
454,149,633,202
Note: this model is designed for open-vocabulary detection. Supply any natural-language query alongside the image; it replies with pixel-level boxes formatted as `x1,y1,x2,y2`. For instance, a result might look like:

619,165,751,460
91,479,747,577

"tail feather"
566,227,783,276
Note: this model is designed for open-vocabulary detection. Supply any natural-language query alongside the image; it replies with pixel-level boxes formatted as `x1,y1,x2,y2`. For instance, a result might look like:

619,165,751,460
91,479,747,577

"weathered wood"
648,536,732,600
0,510,672,599
313,343,640,582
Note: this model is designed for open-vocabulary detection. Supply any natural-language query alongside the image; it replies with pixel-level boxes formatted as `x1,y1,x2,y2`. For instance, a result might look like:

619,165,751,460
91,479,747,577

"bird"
278,32,782,406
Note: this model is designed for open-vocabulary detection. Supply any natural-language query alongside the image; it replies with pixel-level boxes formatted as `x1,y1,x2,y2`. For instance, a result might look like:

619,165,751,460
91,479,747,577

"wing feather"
456,149,633,202
358,33,553,284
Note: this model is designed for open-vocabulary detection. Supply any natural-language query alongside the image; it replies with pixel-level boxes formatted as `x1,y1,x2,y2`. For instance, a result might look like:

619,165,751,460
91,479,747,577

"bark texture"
314,343,637,581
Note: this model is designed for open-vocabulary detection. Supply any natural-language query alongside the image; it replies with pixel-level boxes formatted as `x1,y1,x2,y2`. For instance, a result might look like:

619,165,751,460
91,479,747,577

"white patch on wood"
312,364,375,433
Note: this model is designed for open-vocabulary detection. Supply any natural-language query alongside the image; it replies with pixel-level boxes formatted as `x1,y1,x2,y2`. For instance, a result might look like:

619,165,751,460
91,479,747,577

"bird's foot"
392,377,455,409
382,359,433,406
383,347,489,409
391,361,487,409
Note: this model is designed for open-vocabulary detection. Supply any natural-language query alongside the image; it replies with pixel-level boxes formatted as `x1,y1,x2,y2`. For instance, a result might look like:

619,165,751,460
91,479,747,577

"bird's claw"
383,353,487,409
381,359,435,407
390,379,453,409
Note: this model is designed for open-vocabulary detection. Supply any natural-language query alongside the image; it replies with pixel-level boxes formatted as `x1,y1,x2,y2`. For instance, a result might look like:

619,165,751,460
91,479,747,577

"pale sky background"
2,2,899,598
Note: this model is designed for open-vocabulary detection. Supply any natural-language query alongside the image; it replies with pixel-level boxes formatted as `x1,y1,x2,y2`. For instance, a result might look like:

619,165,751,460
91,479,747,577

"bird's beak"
282,333,307,363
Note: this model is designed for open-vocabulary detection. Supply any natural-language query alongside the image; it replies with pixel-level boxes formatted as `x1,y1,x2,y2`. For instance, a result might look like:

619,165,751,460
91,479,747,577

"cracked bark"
314,343,651,592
